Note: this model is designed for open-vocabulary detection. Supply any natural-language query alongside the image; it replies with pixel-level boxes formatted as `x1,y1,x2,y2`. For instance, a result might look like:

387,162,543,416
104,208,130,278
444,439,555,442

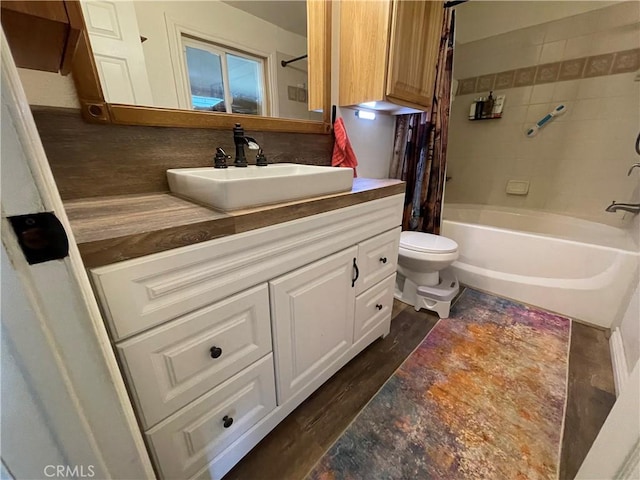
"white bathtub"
441,204,639,328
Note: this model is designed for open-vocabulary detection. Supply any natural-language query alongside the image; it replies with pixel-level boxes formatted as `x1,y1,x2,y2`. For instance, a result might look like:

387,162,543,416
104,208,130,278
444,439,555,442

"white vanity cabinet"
90,193,403,479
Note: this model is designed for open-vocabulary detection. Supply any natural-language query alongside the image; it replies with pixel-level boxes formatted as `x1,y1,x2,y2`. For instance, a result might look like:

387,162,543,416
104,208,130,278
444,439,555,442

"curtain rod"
444,0,468,8
281,54,308,67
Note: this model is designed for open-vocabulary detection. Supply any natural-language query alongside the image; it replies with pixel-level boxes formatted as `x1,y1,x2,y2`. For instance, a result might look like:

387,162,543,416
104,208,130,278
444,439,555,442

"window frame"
180,35,269,116
165,17,279,118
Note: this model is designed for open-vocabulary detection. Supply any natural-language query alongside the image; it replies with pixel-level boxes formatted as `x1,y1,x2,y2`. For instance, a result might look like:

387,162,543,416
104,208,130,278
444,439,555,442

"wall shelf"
468,116,502,121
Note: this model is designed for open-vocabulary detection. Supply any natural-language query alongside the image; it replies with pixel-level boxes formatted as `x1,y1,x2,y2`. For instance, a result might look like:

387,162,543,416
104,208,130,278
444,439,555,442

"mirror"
73,0,330,132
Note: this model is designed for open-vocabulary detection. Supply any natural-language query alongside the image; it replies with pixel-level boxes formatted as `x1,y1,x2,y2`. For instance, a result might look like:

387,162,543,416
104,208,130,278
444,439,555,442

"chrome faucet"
605,157,640,213
605,201,640,214
627,163,640,176
233,123,259,167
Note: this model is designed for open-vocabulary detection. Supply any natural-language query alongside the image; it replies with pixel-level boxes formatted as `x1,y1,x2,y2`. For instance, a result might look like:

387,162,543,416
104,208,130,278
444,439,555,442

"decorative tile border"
457,48,640,95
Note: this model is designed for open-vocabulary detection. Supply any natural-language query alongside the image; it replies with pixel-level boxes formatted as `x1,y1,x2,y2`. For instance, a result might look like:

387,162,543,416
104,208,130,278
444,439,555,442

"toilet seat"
399,231,458,254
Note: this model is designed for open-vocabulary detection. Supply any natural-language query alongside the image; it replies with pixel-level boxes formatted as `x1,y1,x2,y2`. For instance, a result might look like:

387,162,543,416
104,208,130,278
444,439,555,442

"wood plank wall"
32,107,334,200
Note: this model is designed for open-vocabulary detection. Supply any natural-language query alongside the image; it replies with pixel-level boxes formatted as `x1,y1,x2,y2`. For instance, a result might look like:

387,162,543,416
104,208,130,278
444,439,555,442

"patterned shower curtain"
389,8,455,234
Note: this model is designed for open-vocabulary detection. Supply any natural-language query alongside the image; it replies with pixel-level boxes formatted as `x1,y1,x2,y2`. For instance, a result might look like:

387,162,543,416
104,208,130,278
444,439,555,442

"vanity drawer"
356,227,400,295
147,354,276,480
354,273,396,343
118,284,272,429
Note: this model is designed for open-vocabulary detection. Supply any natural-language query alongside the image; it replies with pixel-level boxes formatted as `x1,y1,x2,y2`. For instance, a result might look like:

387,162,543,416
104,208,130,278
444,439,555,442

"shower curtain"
389,8,455,234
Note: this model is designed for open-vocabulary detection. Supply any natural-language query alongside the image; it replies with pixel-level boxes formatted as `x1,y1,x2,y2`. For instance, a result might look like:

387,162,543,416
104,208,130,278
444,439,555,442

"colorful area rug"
307,289,571,480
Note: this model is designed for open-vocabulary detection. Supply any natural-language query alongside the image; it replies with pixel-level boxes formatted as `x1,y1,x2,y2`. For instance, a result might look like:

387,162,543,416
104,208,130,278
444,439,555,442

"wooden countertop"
65,178,405,268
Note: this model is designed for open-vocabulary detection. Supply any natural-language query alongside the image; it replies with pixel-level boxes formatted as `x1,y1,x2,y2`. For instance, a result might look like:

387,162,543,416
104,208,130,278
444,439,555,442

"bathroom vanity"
67,179,404,479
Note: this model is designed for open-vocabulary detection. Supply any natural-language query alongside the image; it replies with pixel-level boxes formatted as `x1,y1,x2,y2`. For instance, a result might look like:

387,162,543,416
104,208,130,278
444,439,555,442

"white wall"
339,108,396,178
455,1,621,44
17,68,79,108
446,1,640,227
276,54,322,121
330,0,396,179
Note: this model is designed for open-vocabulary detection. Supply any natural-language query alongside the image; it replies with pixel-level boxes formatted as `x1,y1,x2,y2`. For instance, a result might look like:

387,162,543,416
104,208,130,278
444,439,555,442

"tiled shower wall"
445,1,640,227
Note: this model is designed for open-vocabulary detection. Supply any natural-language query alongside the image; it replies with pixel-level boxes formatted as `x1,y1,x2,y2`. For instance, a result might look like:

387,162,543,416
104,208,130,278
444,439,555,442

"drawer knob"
222,415,234,428
379,257,387,264
209,346,223,359
376,304,383,310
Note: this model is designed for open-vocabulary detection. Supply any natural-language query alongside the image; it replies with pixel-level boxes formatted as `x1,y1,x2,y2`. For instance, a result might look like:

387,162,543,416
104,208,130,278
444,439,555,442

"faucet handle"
627,163,640,176
256,149,268,166
245,136,260,150
214,147,230,169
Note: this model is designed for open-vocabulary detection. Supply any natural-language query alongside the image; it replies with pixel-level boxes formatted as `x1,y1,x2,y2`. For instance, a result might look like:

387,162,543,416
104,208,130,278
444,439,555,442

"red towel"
332,117,358,177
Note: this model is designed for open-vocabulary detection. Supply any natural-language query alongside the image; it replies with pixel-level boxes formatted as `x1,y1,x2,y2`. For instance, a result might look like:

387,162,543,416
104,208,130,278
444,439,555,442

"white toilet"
395,231,460,318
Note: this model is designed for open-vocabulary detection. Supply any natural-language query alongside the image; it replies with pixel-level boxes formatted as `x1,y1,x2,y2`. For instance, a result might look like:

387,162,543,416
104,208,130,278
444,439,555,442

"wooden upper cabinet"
339,0,444,113
1,0,83,74
386,0,444,107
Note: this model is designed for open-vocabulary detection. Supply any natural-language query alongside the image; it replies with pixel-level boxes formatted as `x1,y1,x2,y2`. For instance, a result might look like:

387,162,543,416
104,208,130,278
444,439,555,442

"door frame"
1,29,154,479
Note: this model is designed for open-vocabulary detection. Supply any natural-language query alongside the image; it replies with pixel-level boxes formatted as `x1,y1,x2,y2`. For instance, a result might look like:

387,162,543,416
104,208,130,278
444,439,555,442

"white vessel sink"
167,164,354,211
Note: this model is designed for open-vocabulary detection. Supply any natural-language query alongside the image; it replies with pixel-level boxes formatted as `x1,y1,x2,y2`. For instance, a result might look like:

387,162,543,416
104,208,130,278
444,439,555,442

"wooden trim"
69,29,103,102
308,0,332,126
385,94,434,112
65,0,332,134
69,22,112,123
106,104,331,133
59,0,83,75
322,0,332,126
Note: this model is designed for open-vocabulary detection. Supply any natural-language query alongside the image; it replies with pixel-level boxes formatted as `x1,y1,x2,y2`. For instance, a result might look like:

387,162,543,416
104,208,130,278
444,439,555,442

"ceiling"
222,1,307,37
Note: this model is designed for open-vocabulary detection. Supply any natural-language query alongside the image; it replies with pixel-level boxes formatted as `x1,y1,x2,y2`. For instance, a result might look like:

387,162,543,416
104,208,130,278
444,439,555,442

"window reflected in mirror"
183,38,267,116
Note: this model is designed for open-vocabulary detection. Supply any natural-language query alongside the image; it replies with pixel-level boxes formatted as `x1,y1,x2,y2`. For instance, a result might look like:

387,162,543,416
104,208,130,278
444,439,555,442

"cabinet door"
386,0,444,107
270,246,357,404
338,0,392,106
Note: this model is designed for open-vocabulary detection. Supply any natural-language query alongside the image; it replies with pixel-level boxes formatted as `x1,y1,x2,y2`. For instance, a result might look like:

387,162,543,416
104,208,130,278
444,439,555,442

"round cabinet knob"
209,346,222,359
222,415,233,428
376,304,383,310
379,257,387,264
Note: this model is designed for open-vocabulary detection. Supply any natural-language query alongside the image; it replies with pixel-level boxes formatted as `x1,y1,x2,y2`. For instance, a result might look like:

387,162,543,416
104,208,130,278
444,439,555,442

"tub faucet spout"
605,201,640,214
627,163,640,176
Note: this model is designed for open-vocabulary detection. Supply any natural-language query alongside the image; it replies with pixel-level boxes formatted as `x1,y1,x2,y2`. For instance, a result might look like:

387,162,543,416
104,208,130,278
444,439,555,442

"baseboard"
610,327,629,396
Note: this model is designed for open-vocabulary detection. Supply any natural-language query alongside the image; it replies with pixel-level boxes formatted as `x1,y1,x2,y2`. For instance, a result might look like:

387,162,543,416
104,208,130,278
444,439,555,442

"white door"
0,30,153,479
270,247,357,404
80,0,153,105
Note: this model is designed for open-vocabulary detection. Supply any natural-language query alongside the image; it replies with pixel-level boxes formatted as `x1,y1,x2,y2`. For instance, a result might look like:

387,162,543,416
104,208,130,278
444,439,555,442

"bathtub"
441,204,639,328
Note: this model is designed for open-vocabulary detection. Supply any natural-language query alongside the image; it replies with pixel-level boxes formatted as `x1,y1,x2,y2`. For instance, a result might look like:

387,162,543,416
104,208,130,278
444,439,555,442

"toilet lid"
400,231,458,253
